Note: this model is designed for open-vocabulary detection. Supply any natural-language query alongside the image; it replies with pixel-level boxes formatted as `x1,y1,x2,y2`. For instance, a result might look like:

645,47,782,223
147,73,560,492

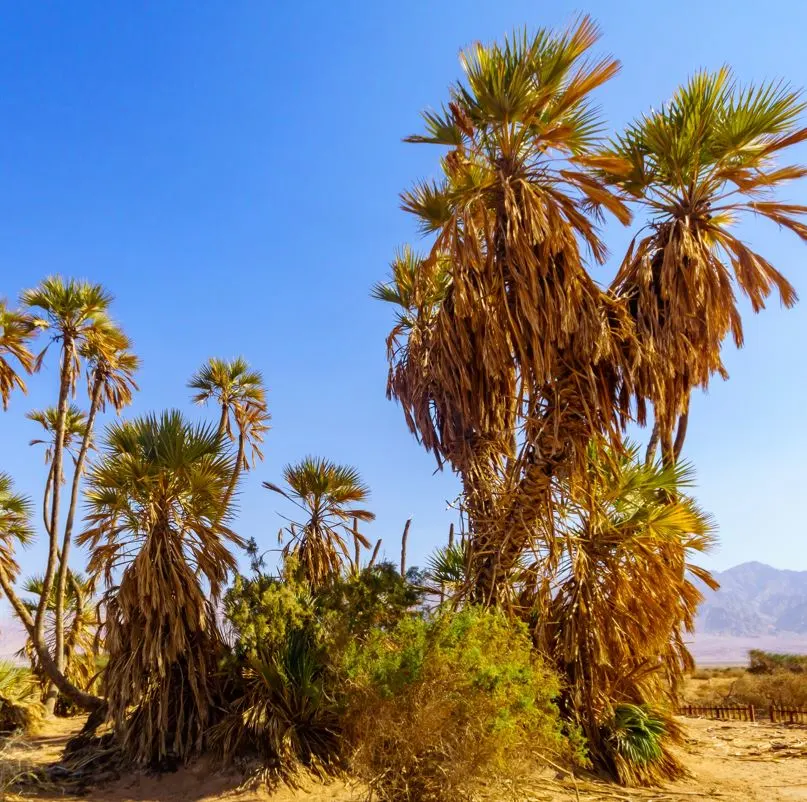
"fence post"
770,704,776,724
749,704,755,723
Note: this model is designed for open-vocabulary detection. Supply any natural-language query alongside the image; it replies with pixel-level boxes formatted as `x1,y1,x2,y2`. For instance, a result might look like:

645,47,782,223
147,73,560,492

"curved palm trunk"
222,429,244,511
53,371,103,689
38,339,74,714
645,422,660,467
0,567,103,711
672,398,690,462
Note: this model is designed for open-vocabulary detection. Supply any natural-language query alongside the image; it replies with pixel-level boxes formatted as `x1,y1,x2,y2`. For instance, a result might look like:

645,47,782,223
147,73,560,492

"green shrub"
340,607,572,802
0,663,42,735
748,650,807,675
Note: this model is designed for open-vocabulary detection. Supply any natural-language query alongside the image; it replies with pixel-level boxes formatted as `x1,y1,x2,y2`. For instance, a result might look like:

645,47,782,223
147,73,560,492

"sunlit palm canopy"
188,356,269,441
0,299,35,409
81,322,140,413
264,457,374,588
599,68,807,453
376,16,637,599
27,405,90,464
21,276,112,391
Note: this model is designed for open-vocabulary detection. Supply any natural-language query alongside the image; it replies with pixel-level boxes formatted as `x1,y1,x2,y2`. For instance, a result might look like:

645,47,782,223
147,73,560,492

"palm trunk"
217,403,228,440
672,398,690,463
0,567,103,711
222,429,244,511
645,421,661,467
53,370,103,691
38,339,73,714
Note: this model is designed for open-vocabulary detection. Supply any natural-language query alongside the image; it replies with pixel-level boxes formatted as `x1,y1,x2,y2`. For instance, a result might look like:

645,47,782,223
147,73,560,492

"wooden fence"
678,704,807,724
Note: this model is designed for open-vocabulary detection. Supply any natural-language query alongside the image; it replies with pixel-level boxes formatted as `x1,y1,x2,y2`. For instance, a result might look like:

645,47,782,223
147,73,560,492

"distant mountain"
696,561,807,637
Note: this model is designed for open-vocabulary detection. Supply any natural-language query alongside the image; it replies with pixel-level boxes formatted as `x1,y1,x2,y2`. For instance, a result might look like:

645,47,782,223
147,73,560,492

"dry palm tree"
21,276,112,711
264,458,374,588
0,300,35,409
188,357,270,507
527,444,716,783
376,18,636,601
599,69,807,464
78,411,244,765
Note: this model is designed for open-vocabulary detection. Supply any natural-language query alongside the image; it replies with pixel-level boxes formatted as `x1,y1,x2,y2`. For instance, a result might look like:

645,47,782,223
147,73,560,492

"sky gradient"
1,0,805,592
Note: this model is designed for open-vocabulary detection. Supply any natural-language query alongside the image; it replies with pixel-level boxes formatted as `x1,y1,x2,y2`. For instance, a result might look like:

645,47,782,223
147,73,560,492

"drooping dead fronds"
79,411,243,766
375,18,638,600
600,68,807,461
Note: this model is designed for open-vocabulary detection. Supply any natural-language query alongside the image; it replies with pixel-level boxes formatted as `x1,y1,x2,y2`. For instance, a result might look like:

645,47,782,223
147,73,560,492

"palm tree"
0,474,34,589
527,444,716,783
78,411,244,764
52,322,138,694
376,18,635,601
0,299,35,410
19,572,101,701
21,277,112,710
188,357,270,507
599,69,807,464
28,405,90,537
264,457,374,588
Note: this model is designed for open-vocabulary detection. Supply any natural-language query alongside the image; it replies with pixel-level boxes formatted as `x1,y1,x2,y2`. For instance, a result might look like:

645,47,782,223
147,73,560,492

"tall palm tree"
78,411,243,764
527,444,716,783
28,404,89,538
188,357,270,507
52,323,139,693
0,299,35,410
21,277,112,710
599,69,807,464
264,457,374,588
376,18,635,601
19,572,101,701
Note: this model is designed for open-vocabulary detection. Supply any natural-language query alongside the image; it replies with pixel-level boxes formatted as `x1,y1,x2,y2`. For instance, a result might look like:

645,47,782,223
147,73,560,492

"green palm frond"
265,457,375,588
0,473,34,582
0,299,35,409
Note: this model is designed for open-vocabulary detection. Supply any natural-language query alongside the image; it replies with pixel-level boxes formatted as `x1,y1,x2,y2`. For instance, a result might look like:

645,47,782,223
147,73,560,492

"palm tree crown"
0,299,35,409
600,68,807,457
264,457,374,588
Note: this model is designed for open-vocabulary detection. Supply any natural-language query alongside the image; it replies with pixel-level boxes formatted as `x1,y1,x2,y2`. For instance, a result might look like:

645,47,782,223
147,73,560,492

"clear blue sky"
1,0,805,589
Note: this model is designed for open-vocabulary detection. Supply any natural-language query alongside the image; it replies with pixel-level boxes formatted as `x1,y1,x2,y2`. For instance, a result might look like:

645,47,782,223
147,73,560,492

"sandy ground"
2,716,807,801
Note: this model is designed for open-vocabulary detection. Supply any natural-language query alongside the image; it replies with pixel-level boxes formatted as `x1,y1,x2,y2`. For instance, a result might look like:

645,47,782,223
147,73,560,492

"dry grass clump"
341,608,574,802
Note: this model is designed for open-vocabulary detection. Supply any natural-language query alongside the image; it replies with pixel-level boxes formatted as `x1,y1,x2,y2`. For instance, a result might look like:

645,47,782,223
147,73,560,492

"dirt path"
2,716,806,801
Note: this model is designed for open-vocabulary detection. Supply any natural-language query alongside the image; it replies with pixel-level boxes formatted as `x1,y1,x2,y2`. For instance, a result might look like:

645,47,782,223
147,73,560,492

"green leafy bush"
748,650,807,674
340,607,571,801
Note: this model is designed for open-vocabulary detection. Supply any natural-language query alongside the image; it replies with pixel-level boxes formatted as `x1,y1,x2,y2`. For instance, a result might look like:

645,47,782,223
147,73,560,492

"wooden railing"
678,704,807,724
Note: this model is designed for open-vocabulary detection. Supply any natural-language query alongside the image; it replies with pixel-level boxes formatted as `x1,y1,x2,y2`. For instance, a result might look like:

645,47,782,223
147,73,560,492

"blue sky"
1,0,805,590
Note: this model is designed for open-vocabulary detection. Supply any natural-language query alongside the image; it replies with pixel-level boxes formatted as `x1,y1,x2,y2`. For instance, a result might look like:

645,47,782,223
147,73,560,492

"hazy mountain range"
691,562,807,665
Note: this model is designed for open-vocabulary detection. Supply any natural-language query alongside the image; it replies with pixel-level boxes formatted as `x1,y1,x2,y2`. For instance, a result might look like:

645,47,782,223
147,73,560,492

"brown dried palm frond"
525,443,717,784
375,18,638,600
264,457,374,589
600,68,807,461
78,411,243,766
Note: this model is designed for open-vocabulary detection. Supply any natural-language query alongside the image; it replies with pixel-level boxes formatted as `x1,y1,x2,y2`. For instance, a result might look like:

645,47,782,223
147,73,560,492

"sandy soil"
2,716,807,801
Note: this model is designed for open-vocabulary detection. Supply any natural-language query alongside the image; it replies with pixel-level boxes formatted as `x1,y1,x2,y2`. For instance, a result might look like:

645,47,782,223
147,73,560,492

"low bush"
726,672,807,708
340,607,573,802
0,663,42,736
748,650,807,675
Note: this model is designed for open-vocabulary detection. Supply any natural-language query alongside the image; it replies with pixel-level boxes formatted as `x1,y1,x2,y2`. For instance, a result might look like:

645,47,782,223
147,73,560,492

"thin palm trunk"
217,403,228,439
222,429,244,511
645,422,660,467
38,340,73,713
0,567,102,711
53,371,103,688
672,400,690,462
